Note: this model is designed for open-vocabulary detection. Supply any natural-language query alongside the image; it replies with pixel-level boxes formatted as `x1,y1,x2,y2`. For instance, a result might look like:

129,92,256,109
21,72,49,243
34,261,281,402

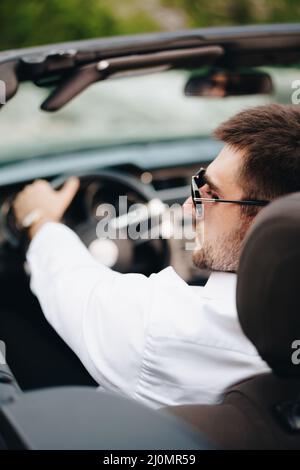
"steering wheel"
2,170,170,276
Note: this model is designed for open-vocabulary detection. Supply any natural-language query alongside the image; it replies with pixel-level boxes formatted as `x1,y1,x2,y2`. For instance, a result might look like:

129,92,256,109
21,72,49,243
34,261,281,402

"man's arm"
13,179,152,397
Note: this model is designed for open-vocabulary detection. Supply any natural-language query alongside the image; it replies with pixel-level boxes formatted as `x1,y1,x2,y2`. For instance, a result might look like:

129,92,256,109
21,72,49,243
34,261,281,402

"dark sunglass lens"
194,169,206,189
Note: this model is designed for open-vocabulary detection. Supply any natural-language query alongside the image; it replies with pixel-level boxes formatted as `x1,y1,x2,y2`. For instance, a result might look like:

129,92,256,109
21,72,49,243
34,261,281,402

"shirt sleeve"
26,222,154,398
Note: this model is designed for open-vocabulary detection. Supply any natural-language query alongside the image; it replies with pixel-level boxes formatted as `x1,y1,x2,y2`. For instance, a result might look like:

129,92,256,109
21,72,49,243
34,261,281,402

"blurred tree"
0,0,160,50
162,0,300,27
0,0,299,51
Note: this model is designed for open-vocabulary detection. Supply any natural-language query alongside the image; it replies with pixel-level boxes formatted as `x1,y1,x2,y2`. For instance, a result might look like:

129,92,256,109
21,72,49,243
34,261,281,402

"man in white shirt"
13,104,300,409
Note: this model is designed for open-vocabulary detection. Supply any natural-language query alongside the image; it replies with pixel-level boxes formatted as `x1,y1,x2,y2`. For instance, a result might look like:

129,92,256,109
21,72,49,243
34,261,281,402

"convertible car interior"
0,23,299,449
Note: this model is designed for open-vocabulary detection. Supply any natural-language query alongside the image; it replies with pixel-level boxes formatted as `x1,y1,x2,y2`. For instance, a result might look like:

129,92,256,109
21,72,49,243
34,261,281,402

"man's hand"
13,177,80,239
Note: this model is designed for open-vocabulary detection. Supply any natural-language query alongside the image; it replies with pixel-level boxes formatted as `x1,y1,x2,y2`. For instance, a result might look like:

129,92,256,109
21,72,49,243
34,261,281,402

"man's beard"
192,221,249,273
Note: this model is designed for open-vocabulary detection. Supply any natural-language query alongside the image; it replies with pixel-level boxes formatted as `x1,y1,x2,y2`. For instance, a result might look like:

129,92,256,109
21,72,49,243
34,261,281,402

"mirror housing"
185,69,273,97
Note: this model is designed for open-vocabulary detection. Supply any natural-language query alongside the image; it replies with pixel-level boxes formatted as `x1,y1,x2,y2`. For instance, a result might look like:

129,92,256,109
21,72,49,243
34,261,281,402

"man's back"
27,222,269,408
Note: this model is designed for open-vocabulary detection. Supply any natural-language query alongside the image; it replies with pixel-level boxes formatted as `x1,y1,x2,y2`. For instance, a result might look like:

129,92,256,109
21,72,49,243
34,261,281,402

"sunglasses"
191,168,270,217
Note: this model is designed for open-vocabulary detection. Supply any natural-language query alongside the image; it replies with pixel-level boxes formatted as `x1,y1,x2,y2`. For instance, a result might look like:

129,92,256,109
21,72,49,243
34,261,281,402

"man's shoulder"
150,267,237,306
148,267,239,334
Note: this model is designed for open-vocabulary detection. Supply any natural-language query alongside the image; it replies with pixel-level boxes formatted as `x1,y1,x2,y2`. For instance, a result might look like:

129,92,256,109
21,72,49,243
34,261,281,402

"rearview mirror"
184,69,273,97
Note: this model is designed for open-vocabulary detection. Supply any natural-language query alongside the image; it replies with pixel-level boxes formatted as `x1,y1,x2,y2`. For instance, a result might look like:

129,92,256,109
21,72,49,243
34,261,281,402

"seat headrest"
237,192,300,378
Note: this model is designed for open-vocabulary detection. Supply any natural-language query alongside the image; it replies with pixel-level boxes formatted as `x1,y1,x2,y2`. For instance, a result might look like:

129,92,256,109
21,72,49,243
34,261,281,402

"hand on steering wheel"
2,171,170,275
13,177,80,239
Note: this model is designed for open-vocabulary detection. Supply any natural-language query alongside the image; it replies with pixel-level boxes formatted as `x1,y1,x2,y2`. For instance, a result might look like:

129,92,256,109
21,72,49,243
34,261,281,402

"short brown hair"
214,104,300,211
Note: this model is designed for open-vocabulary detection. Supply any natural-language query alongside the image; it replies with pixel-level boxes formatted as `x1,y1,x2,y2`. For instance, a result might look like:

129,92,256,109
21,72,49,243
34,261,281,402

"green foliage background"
0,0,299,51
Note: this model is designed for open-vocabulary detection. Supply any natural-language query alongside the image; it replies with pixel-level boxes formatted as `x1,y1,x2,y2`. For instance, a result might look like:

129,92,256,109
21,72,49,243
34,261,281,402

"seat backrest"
237,192,300,379
168,192,300,449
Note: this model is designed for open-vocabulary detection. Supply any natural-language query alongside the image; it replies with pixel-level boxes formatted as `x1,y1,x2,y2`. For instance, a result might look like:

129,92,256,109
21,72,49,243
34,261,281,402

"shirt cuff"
27,221,79,256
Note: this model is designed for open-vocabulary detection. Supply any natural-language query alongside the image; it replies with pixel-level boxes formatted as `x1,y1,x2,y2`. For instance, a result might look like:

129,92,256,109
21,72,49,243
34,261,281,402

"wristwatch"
21,209,43,229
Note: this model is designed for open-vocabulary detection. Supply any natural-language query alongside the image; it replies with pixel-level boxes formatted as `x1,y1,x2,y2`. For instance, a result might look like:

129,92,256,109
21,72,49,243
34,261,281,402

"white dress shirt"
26,222,269,409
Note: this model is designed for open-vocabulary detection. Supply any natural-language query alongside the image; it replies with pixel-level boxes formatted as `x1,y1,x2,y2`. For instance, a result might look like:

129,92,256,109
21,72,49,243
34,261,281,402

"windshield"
0,66,298,164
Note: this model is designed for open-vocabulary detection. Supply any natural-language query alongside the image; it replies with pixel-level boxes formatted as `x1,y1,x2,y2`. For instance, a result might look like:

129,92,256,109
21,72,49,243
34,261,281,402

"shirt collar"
202,271,237,303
